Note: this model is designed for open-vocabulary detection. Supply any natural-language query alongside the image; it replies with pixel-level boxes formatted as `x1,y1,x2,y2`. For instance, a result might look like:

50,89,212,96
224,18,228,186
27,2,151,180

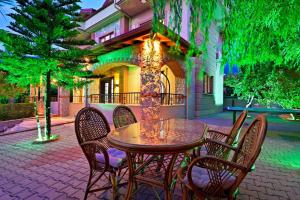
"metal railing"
160,93,185,105
71,96,84,103
90,92,140,104
88,93,185,105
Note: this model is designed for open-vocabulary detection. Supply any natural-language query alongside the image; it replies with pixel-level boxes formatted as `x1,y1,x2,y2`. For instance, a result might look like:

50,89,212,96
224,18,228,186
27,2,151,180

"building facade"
48,0,224,122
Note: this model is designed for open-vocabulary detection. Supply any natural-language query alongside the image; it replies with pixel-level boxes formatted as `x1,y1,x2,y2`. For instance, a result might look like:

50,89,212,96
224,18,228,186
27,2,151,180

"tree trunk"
44,71,51,139
33,86,42,140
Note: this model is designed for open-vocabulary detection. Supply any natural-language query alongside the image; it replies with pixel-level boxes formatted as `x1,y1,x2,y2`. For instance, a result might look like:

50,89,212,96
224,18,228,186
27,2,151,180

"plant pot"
32,134,60,144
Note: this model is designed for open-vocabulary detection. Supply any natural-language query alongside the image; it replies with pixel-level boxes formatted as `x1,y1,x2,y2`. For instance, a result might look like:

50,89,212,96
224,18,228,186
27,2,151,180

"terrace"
0,113,299,200
0,0,299,200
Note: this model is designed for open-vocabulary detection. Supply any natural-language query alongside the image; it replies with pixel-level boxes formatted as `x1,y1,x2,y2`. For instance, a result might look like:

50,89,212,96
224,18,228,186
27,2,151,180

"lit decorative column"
139,39,163,121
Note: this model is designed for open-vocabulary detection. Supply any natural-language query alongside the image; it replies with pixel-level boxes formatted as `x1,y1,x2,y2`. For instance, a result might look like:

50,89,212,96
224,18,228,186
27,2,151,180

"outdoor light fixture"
140,0,147,3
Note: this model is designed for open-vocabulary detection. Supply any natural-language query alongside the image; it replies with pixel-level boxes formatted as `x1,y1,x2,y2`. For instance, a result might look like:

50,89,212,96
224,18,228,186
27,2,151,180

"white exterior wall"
81,4,119,30
130,9,153,30
204,23,223,106
94,19,121,43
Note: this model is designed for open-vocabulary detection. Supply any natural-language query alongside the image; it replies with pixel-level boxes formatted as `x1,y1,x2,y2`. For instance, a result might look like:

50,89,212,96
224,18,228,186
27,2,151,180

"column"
58,87,70,117
186,58,196,119
139,39,163,121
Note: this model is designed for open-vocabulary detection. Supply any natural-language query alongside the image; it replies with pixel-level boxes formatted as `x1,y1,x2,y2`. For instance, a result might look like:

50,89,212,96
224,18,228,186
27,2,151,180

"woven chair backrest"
75,107,110,148
226,110,248,145
113,105,137,128
233,114,267,169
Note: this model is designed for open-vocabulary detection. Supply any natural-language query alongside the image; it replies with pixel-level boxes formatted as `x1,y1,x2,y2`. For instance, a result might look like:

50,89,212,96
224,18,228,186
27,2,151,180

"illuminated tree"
0,71,25,101
152,0,300,108
0,55,47,139
0,0,94,141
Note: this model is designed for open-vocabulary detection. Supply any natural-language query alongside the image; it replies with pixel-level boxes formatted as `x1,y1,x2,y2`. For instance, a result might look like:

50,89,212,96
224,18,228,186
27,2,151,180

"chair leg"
84,170,93,200
110,172,117,199
156,155,164,172
182,185,189,200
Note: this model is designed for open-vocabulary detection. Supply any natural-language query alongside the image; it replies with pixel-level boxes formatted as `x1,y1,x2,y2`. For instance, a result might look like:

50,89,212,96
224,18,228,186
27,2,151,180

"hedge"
0,103,34,121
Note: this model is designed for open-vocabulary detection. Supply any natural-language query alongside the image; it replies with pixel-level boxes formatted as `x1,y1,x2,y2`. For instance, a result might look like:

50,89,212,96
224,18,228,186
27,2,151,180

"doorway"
100,77,114,103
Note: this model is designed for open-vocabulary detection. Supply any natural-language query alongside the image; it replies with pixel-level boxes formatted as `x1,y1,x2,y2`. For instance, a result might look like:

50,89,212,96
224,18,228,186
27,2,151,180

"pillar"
140,39,163,121
186,58,196,119
58,87,70,117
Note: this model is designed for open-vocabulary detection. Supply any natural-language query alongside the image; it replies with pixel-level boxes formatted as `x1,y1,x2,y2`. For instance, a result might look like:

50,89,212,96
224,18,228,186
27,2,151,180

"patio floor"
0,112,299,200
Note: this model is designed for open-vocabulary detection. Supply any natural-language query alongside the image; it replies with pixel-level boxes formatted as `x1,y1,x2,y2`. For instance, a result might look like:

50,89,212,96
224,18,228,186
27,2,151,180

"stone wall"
139,39,163,121
175,78,185,94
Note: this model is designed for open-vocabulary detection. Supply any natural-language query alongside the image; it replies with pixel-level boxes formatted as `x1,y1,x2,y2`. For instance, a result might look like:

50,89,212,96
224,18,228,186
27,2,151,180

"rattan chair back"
226,110,248,145
113,105,137,128
75,107,110,148
233,114,267,169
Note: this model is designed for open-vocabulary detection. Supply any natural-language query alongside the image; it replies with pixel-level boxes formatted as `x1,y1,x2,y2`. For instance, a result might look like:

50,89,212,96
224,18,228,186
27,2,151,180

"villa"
34,0,224,122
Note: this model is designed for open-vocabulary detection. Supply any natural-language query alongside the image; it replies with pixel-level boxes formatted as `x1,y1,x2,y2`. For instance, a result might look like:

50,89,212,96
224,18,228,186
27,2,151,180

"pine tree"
0,0,94,141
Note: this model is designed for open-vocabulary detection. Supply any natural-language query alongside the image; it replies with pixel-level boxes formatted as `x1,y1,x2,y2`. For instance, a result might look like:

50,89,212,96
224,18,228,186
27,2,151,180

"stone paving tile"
14,189,36,199
0,122,299,200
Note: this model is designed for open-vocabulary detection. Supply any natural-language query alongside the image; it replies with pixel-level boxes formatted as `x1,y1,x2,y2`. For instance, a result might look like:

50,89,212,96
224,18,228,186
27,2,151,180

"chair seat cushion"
184,166,236,190
96,148,126,168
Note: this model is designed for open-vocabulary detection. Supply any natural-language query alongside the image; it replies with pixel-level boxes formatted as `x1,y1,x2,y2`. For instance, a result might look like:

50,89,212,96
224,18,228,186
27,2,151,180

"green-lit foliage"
152,0,300,108
0,0,95,139
223,0,300,108
226,64,300,108
0,71,25,99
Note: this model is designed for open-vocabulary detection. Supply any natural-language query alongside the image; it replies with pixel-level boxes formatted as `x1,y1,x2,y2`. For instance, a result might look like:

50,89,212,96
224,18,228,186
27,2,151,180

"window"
203,72,213,94
99,32,114,43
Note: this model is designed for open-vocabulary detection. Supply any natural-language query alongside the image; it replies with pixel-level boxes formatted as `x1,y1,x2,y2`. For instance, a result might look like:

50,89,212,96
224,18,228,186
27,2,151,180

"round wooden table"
108,118,207,200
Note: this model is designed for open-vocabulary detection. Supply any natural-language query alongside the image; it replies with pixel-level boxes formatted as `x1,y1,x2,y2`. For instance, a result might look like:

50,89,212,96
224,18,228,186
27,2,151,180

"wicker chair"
178,114,268,200
192,110,247,159
75,107,127,200
207,110,248,145
113,105,137,129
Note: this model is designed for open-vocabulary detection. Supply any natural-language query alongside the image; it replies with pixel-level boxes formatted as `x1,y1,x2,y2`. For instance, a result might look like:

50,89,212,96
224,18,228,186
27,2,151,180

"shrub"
0,103,34,121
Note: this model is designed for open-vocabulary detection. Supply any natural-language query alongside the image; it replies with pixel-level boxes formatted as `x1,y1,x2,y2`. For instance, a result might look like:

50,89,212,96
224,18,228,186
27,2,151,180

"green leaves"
225,64,300,108
152,0,300,108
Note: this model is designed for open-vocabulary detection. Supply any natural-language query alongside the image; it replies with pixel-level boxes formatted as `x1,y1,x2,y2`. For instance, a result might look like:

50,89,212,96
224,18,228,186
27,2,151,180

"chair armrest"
206,129,230,142
187,156,247,193
205,139,237,150
189,156,247,172
201,139,237,158
207,129,228,137
81,141,109,170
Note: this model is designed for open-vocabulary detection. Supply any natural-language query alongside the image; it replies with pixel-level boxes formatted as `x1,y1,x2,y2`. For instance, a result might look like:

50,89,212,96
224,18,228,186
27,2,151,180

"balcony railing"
86,93,185,105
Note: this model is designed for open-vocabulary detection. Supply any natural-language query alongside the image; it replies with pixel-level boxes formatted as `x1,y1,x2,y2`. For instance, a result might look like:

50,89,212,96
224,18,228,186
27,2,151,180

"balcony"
72,93,185,105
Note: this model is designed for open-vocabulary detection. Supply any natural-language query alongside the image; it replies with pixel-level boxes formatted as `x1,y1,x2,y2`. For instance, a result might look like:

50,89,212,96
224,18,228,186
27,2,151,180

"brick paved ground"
0,115,299,200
